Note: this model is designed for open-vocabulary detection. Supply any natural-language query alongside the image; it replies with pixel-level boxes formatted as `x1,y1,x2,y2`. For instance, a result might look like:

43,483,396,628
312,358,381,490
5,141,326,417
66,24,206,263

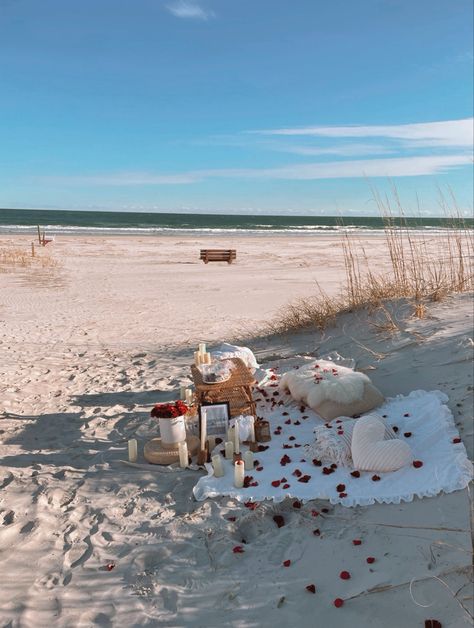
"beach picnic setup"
133,343,472,508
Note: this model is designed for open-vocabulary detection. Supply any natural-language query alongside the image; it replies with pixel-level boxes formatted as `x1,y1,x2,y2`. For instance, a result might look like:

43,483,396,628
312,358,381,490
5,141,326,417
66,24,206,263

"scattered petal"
334,598,344,608
272,480,281,488
283,559,291,567
336,483,346,492
371,475,381,482
233,546,245,554
106,563,115,571
340,571,351,580
283,483,290,489
403,432,412,438
352,539,362,546
292,500,302,509
366,556,375,564
413,460,423,468
273,515,285,528
305,584,316,594
350,470,361,478
313,528,320,536
312,459,322,466
453,437,462,444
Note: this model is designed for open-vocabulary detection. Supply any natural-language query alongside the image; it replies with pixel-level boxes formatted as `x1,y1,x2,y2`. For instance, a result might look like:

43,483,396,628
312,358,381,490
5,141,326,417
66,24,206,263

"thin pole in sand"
31,242,35,257
37,225,42,245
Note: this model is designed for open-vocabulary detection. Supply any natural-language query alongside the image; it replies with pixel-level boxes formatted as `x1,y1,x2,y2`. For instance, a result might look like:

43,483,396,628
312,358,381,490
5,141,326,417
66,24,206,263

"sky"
0,0,473,216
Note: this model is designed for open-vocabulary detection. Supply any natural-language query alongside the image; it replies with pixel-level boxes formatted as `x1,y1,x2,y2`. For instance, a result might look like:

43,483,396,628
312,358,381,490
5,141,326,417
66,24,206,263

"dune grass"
269,189,473,334
0,245,58,272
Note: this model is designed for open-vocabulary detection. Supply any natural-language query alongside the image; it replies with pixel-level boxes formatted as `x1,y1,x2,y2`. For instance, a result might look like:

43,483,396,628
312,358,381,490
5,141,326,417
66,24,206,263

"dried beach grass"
269,188,473,335
0,245,58,272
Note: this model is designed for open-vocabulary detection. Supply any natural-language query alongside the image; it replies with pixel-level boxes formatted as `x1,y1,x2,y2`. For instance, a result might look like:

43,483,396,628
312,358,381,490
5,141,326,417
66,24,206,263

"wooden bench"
200,249,236,264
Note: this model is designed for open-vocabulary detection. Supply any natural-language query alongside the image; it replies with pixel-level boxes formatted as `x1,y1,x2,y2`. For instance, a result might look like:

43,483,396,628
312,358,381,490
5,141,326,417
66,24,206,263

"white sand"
0,234,472,627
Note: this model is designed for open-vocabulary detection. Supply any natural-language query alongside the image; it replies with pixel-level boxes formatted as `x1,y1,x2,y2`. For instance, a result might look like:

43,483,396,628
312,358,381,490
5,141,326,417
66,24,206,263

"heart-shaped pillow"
351,415,413,472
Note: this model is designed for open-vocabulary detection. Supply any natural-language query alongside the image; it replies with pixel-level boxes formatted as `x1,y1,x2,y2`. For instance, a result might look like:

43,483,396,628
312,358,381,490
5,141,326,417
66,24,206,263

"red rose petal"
289,436,296,441
233,546,245,553
284,419,291,425
294,420,301,426
298,475,311,483
371,475,381,481
293,469,302,477
366,556,375,564
403,432,412,437
330,463,338,469
106,563,115,571
350,470,361,478
292,500,302,509
413,460,423,468
336,483,346,492
282,412,289,416
311,510,319,517
453,437,462,444
305,584,316,594
339,492,347,498
283,483,290,489
313,528,320,536
334,598,344,608
340,570,351,580
273,515,285,528
404,413,410,417
256,466,263,471
283,559,291,567
271,480,281,487
352,539,362,546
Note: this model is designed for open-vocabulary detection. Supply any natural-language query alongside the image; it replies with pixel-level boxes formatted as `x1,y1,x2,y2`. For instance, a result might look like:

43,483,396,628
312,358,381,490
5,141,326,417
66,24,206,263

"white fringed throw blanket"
193,368,472,507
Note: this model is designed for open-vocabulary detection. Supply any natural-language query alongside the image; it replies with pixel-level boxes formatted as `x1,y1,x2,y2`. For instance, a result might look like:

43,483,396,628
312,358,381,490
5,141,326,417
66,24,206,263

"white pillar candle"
194,351,200,366
227,426,234,444
185,388,193,405
178,441,188,468
225,441,234,459
234,460,245,488
200,413,207,451
128,439,138,463
203,352,211,365
234,419,240,455
179,385,187,400
243,450,254,471
212,454,225,477
199,343,206,355
249,417,256,443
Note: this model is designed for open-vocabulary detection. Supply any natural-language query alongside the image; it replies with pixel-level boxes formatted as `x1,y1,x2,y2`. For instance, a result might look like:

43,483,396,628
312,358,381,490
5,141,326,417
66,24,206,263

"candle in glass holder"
249,417,256,443
179,385,187,400
199,343,206,355
234,460,245,488
225,441,234,459
243,450,254,470
194,351,201,366
178,441,188,468
212,455,225,477
234,419,240,455
128,439,138,462
185,388,193,405
207,436,216,451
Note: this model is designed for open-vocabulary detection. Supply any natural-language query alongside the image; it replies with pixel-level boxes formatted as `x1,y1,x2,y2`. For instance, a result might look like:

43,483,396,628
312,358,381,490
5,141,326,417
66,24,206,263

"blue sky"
0,0,472,215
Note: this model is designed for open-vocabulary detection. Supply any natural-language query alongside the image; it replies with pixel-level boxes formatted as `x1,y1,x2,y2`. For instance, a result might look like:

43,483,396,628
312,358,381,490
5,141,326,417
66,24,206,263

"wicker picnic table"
191,357,257,418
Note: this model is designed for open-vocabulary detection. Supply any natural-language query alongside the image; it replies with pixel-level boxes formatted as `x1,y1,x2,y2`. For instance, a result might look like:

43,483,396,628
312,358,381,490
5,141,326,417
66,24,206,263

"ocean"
0,208,471,236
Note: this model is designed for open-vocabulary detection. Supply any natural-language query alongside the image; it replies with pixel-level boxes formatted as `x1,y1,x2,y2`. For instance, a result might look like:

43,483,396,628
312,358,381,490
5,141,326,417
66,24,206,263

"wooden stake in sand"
31,242,35,257
37,225,42,245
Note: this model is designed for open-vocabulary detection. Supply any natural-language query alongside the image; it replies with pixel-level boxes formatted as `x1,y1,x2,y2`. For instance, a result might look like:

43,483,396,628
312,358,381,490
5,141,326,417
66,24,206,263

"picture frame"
199,401,231,440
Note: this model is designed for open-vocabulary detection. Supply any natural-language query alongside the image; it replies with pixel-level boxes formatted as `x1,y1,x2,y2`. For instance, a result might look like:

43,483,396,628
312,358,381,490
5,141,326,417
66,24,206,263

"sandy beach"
0,234,472,627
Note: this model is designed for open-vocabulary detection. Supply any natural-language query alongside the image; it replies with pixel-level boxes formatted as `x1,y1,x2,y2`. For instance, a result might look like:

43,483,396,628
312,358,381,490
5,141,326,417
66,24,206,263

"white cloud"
253,118,474,148
166,0,215,20
41,154,472,186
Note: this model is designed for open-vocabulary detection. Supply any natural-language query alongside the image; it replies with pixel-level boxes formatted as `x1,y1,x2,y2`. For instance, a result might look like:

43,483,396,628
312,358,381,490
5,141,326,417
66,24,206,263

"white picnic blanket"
193,371,472,507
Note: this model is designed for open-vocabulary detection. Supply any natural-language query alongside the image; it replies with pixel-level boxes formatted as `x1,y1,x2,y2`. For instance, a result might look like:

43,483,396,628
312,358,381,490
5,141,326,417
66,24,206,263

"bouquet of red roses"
150,400,189,419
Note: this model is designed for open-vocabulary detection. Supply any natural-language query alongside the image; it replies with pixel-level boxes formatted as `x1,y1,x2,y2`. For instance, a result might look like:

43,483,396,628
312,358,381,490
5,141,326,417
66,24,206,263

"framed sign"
199,401,231,439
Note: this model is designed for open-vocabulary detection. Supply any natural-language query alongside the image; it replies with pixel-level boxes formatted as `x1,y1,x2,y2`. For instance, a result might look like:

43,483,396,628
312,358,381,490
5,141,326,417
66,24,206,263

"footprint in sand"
2,510,15,525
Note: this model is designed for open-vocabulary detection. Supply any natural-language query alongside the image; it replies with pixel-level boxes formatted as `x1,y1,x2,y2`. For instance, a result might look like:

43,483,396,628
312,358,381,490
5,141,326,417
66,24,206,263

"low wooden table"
191,357,256,418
